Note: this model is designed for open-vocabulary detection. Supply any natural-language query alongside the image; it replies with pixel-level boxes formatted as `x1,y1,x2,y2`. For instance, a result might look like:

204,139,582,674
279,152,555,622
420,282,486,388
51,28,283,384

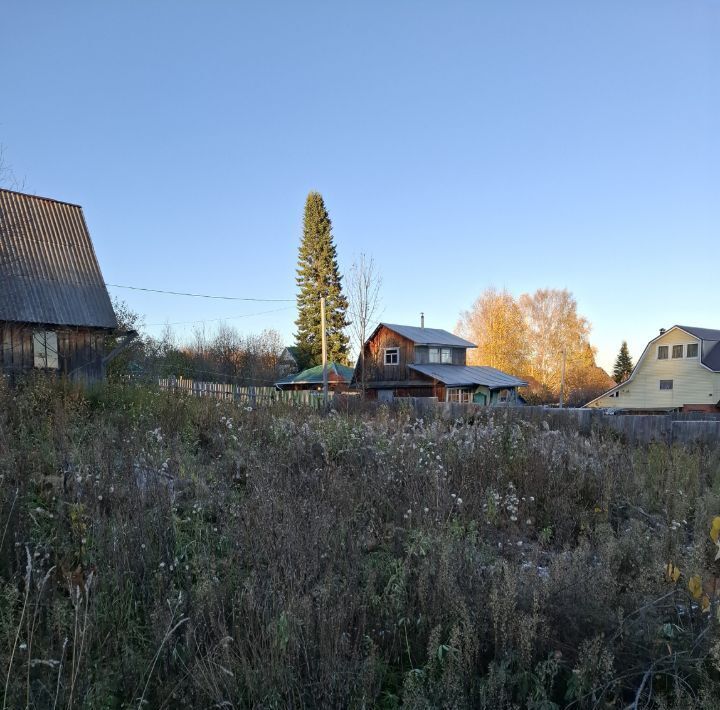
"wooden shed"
0,188,119,383
275,362,354,392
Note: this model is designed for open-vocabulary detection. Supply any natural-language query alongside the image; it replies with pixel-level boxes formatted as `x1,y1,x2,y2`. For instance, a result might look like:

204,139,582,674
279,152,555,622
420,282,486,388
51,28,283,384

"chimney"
420,312,425,329
659,328,666,335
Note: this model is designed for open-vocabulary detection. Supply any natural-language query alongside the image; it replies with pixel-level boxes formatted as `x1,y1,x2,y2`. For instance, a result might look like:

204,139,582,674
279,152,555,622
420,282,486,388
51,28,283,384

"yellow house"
586,326,720,412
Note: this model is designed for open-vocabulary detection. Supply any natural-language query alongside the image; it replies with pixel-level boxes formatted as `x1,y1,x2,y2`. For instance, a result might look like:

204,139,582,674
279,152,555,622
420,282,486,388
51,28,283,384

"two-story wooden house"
586,325,720,412
356,322,527,404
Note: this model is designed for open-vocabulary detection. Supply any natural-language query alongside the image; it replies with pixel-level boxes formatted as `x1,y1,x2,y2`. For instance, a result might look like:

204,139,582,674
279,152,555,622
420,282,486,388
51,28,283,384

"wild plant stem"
2,546,31,710
137,616,189,709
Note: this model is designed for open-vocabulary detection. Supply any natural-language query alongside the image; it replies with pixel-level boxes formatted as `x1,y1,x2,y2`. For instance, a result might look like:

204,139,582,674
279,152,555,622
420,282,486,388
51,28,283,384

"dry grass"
1,376,719,708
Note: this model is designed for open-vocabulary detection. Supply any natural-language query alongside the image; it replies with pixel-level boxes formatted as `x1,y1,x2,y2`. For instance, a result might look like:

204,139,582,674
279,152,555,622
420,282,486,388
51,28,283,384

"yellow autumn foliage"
688,575,703,599
710,516,720,543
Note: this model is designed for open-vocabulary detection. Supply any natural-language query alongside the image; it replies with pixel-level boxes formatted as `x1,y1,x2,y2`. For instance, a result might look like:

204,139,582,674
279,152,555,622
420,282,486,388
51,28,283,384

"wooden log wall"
0,322,107,383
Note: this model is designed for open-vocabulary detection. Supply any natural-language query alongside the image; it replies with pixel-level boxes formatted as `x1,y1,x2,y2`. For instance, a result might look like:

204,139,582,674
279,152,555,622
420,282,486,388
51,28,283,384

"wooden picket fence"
157,377,322,408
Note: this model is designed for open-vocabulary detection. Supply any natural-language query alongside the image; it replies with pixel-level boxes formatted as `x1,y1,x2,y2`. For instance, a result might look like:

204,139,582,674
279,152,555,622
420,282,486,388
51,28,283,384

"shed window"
429,347,452,364
384,347,399,365
447,387,471,403
687,343,698,358
659,380,673,390
672,345,683,358
33,331,59,369
657,346,668,360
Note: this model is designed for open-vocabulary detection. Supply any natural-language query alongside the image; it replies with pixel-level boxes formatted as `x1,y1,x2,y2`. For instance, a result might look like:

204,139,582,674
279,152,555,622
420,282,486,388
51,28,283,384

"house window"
659,380,673,390
687,343,698,358
498,389,510,403
447,387,471,403
672,345,683,359
33,331,59,369
384,347,399,365
429,347,452,364
657,346,668,360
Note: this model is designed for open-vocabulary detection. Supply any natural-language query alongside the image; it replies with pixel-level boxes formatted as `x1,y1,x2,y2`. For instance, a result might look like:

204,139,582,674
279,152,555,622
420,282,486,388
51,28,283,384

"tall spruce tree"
613,341,634,383
294,192,349,368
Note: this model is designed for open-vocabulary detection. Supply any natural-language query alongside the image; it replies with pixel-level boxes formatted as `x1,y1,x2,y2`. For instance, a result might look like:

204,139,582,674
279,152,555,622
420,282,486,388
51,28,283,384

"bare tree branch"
347,253,382,395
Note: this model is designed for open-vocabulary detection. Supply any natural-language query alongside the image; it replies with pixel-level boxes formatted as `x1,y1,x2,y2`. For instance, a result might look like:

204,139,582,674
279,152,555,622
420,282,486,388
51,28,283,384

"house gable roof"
0,188,117,328
409,364,527,389
280,346,300,362
379,323,476,348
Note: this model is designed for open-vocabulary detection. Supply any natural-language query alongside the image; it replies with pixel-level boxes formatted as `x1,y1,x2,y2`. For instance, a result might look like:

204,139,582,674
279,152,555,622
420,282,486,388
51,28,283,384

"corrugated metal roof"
275,362,354,386
409,364,527,388
0,188,117,328
382,323,476,348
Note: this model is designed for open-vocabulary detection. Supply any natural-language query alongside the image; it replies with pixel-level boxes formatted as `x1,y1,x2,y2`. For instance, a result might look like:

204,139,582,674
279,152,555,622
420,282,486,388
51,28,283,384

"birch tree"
347,253,382,393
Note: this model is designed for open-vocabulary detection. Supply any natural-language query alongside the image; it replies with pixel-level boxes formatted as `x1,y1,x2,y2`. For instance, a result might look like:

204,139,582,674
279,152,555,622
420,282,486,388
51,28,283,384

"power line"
146,306,294,328
107,283,295,303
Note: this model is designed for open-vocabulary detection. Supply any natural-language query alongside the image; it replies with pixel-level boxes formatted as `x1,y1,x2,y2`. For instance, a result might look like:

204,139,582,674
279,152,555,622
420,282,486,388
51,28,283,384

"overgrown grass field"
1,378,720,708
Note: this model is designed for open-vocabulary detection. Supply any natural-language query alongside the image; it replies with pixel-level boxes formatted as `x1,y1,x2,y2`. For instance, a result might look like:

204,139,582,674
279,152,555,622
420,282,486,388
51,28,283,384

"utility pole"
559,348,567,408
321,296,328,408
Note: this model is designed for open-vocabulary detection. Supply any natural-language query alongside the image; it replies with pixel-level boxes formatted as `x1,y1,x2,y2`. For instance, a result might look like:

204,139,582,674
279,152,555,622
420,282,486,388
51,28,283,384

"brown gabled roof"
0,188,117,328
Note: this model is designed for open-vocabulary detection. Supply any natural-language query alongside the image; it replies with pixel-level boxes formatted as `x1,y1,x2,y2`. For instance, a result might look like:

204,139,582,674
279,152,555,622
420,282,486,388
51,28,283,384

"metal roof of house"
381,323,476,348
677,326,720,341
409,364,527,389
0,189,117,329
704,343,720,371
675,326,720,372
275,362,355,386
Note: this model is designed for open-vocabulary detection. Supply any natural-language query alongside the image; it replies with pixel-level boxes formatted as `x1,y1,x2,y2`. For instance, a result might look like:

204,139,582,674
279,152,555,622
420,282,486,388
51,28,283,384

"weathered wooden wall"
363,326,418,383
0,322,107,382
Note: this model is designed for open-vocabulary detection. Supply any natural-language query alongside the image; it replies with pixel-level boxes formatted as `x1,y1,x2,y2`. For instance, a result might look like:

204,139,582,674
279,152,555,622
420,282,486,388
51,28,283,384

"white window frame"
33,331,59,369
657,345,668,360
384,347,399,366
686,343,699,358
672,344,683,359
659,379,673,390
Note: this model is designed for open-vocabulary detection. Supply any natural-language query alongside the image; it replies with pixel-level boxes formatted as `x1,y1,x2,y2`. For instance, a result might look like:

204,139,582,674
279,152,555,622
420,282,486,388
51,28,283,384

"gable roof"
280,346,300,362
409,364,527,389
380,323,476,348
275,362,354,386
0,188,117,328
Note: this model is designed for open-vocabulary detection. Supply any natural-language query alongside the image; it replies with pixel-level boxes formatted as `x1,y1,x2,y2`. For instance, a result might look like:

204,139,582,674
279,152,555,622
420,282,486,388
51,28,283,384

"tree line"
111,189,629,405
456,287,615,406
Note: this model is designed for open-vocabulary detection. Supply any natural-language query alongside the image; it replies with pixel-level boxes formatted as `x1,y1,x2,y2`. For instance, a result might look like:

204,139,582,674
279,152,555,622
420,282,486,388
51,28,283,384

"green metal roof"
276,362,354,386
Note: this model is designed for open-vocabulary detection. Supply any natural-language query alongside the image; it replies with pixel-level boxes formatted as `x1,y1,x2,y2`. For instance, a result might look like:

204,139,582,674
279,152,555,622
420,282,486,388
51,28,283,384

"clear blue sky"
2,1,718,371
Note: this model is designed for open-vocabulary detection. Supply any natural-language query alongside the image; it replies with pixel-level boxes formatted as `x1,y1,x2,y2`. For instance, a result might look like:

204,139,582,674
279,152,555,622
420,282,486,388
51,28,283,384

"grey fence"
413,403,720,445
